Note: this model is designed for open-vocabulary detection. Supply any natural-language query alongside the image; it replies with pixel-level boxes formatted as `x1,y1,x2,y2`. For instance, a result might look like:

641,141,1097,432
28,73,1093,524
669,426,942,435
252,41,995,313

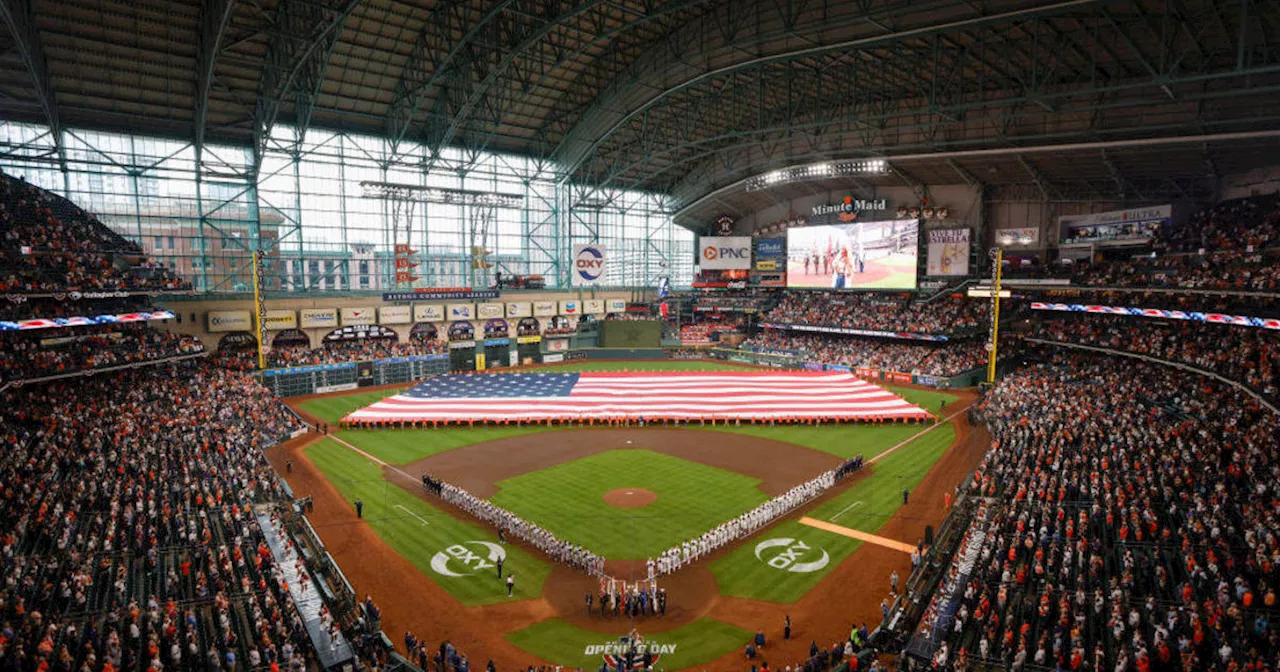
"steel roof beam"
557,0,1111,177
195,0,238,160
252,0,360,169
0,0,63,169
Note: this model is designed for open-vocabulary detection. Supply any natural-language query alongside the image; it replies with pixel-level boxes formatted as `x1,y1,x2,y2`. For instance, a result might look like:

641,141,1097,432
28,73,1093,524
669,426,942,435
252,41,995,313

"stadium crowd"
763,293,986,336
921,350,1280,671
1029,315,1279,400
265,337,447,368
743,330,986,377
0,170,189,293
0,360,318,672
0,325,205,383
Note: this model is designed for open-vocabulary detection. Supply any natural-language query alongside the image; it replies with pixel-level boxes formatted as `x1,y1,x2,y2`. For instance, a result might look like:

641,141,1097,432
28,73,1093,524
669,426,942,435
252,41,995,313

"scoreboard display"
600,320,661,347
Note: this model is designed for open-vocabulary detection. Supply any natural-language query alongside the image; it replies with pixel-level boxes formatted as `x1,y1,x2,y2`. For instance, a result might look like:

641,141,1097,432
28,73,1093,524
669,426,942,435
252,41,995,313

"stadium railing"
0,349,208,393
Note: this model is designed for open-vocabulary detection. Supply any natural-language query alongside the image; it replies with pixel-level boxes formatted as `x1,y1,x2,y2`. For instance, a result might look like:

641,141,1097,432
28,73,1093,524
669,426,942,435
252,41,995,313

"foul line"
395,504,431,526
867,403,973,466
799,517,917,554
829,501,864,521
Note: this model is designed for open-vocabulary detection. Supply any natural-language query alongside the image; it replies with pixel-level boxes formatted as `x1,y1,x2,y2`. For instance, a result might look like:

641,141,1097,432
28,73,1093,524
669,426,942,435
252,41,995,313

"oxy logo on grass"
754,537,830,573
429,541,506,577
584,632,674,670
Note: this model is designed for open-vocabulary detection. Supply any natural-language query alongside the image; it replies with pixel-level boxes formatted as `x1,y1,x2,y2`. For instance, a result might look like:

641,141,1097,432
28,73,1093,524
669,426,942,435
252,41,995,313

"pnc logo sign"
429,541,507,577
754,537,830,573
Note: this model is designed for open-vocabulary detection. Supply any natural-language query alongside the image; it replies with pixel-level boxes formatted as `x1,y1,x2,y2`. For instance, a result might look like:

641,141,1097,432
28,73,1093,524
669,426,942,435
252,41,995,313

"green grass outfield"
709,418,955,603
506,618,750,669
303,439,551,606
490,450,771,559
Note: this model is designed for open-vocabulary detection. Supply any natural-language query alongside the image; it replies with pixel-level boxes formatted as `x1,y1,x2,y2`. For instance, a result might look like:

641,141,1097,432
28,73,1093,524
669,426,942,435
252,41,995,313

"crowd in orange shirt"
934,352,1279,671
0,362,318,671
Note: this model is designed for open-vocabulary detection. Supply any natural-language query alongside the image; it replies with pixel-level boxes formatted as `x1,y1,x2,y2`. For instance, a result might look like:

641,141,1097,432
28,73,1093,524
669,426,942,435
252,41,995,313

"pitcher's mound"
603,488,657,509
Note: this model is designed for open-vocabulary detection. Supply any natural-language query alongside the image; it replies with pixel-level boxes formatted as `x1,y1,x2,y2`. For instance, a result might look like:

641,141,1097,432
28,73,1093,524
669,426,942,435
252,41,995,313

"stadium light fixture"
360,181,524,208
743,159,890,191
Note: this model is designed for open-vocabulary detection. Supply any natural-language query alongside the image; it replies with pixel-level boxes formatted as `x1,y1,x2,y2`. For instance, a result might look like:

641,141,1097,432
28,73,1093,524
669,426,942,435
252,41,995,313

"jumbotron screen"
786,219,919,289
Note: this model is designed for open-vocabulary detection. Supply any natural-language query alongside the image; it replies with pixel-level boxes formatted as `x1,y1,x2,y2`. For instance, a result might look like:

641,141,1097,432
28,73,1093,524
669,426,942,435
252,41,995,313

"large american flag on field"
342,371,932,424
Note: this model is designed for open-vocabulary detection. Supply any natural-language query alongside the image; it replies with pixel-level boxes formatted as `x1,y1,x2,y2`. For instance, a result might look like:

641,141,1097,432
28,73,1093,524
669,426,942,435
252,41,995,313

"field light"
744,159,890,191
360,181,524,208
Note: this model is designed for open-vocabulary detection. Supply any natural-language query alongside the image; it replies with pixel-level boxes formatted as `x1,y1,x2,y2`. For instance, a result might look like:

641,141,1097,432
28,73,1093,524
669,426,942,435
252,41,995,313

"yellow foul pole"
986,248,1003,384
251,250,267,370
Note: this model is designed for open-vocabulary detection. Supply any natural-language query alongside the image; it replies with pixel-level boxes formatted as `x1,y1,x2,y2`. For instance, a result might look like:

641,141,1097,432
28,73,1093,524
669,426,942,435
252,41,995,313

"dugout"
448,321,477,370
483,338,512,368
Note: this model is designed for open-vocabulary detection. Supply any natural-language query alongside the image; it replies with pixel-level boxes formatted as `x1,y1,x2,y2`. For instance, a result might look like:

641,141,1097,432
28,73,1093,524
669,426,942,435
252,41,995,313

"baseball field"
272,360,986,670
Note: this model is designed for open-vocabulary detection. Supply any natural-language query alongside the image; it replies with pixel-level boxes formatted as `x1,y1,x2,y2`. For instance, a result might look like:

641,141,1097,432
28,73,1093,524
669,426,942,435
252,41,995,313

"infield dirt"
276,386,986,670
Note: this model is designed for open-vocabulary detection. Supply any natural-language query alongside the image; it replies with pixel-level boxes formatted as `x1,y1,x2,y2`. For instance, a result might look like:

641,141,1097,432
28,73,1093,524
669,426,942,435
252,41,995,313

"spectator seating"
265,338,447,369
743,330,986,377
922,350,1278,671
1029,314,1279,401
764,292,987,337
0,324,205,384
0,361,317,672
0,170,190,293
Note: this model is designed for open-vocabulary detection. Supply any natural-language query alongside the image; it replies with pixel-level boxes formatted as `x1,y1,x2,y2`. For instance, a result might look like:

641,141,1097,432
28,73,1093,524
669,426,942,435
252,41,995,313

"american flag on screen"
342,371,931,424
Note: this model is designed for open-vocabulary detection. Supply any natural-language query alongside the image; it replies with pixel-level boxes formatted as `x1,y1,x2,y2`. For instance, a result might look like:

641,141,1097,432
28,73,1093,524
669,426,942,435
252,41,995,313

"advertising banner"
543,353,565,363
207,310,252,332
1058,205,1171,229
559,300,579,316
886,371,912,383
547,338,570,352
477,302,504,319
517,335,542,344
506,302,531,318
926,228,971,276
787,220,919,289
299,308,338,329
698,236,752,270
446,304,475,321
382,290,498,301
755,260,779,271
448,340,476,349
378,305,412,325
413,304,444,322
533,300,556,317
755,237,786,259
340,307,376,326
761,322,948,342
584,299,604,315
571,244,608,286
995,227,1039,247
263,310,297,330
606,298,627,313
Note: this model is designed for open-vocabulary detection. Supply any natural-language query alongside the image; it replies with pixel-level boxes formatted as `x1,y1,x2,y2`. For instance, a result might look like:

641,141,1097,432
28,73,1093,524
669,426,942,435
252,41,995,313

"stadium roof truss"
1,0,1279,226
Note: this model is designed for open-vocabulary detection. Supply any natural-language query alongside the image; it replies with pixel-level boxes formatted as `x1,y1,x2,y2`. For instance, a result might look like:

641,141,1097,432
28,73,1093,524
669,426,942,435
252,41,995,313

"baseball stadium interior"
1,0,1279,670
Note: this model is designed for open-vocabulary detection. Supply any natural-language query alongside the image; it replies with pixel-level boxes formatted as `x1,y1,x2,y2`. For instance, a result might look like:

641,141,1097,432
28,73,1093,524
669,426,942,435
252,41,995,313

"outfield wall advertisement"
786,220,919,289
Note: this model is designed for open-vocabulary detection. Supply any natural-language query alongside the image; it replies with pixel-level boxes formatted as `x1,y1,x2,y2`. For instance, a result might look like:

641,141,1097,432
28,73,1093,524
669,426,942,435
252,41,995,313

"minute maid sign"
812,194,888,223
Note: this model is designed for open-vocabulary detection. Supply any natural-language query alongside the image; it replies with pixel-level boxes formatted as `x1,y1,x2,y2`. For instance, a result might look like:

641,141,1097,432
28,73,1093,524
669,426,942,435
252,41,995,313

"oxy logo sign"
754,537,830,573
572,244,607,286
429,541,506,578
